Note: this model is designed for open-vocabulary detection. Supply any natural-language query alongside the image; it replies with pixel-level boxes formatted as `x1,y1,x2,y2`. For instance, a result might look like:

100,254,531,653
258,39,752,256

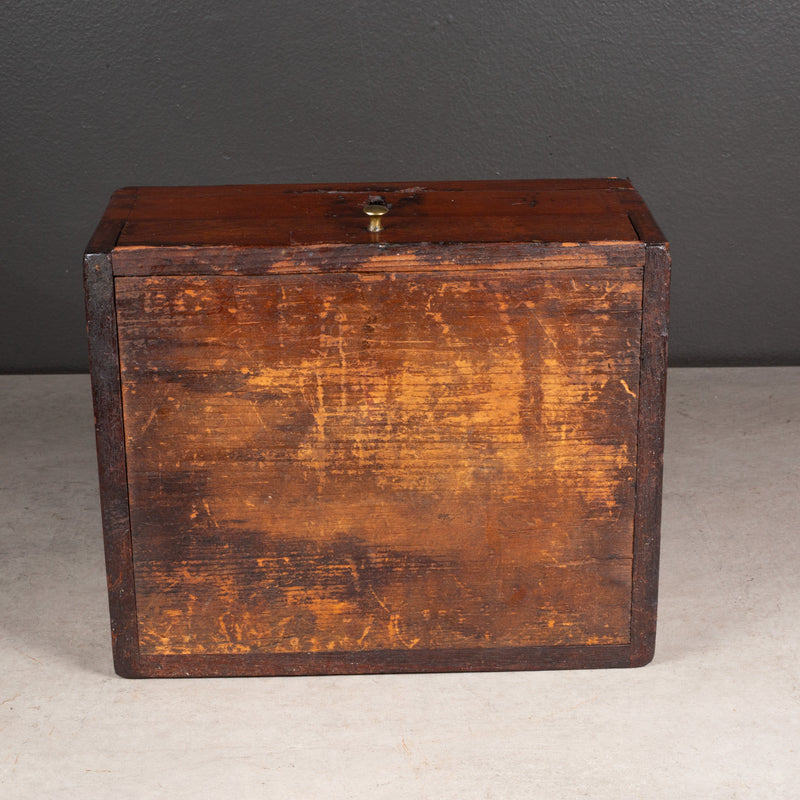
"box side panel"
84,253,140,676
115,267,643,670
630,244,670,665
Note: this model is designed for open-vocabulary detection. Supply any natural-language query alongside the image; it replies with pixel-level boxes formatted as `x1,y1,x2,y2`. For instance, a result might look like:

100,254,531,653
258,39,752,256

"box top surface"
87,179,665,275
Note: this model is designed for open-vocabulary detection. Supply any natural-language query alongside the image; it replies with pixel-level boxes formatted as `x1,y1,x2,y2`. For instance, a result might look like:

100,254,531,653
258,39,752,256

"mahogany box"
84,179,670,677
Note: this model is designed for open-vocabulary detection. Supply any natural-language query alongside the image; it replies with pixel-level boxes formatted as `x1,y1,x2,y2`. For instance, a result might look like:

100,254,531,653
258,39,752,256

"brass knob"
364,204,389,233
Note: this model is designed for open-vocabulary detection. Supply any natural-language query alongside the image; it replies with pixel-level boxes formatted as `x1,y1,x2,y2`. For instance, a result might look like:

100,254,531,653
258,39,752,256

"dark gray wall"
2,1,798,370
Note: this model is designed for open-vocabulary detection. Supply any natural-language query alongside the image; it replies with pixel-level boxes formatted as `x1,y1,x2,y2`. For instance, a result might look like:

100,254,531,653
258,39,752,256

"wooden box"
84,179,669,678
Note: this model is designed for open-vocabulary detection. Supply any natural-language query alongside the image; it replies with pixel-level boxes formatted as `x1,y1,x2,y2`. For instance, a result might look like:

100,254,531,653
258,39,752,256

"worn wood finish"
116,269,642,657
630,244,670,665
85,187,138,254
118,213,639,249
619,189,667,244
137,644,633,678
84,187,140,677
113,179,639,230
84,179,669,677
113,179,642,250
112,242,646,278
110,179,649,276
122,186,633,222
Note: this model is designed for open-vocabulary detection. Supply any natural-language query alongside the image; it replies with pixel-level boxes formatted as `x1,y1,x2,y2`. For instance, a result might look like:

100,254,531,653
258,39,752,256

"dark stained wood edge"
129,644,633,678
111,241,646,276
119,178,635,197
85,250,140,678
85,188,140,677
620,189,667,244
86,187,138,254
629,243,670,666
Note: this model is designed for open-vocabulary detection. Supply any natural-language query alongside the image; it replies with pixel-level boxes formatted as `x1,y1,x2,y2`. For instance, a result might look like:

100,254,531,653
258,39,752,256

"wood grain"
117,213,639,248
135,644,633,678
86,187,137,254
111,241,646,278
84,188,140,676
85,178,669,676
125,186,631,221
116,267,643,657
113,180,641,250
630,244,671,665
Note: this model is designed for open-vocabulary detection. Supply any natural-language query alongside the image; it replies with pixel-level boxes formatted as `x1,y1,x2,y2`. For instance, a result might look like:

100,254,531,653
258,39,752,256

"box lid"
87,179,665,275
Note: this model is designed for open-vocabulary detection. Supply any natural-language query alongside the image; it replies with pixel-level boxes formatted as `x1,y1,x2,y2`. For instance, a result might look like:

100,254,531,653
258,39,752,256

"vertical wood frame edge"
630,243,670,666
84,189,141,677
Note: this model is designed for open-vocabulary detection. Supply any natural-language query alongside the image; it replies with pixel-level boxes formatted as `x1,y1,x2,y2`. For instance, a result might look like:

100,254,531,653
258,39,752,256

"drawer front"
115,268,643,659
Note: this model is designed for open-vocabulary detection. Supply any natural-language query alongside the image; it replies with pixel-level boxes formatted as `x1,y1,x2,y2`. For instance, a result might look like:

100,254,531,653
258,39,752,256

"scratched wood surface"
112,180,642,250
116,267,643,656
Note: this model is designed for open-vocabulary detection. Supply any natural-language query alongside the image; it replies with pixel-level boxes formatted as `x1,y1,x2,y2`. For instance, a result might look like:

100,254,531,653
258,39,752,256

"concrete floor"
1,368,798,799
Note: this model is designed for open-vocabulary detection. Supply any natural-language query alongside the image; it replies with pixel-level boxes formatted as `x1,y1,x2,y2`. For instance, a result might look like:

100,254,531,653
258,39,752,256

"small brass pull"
364,203,388,233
